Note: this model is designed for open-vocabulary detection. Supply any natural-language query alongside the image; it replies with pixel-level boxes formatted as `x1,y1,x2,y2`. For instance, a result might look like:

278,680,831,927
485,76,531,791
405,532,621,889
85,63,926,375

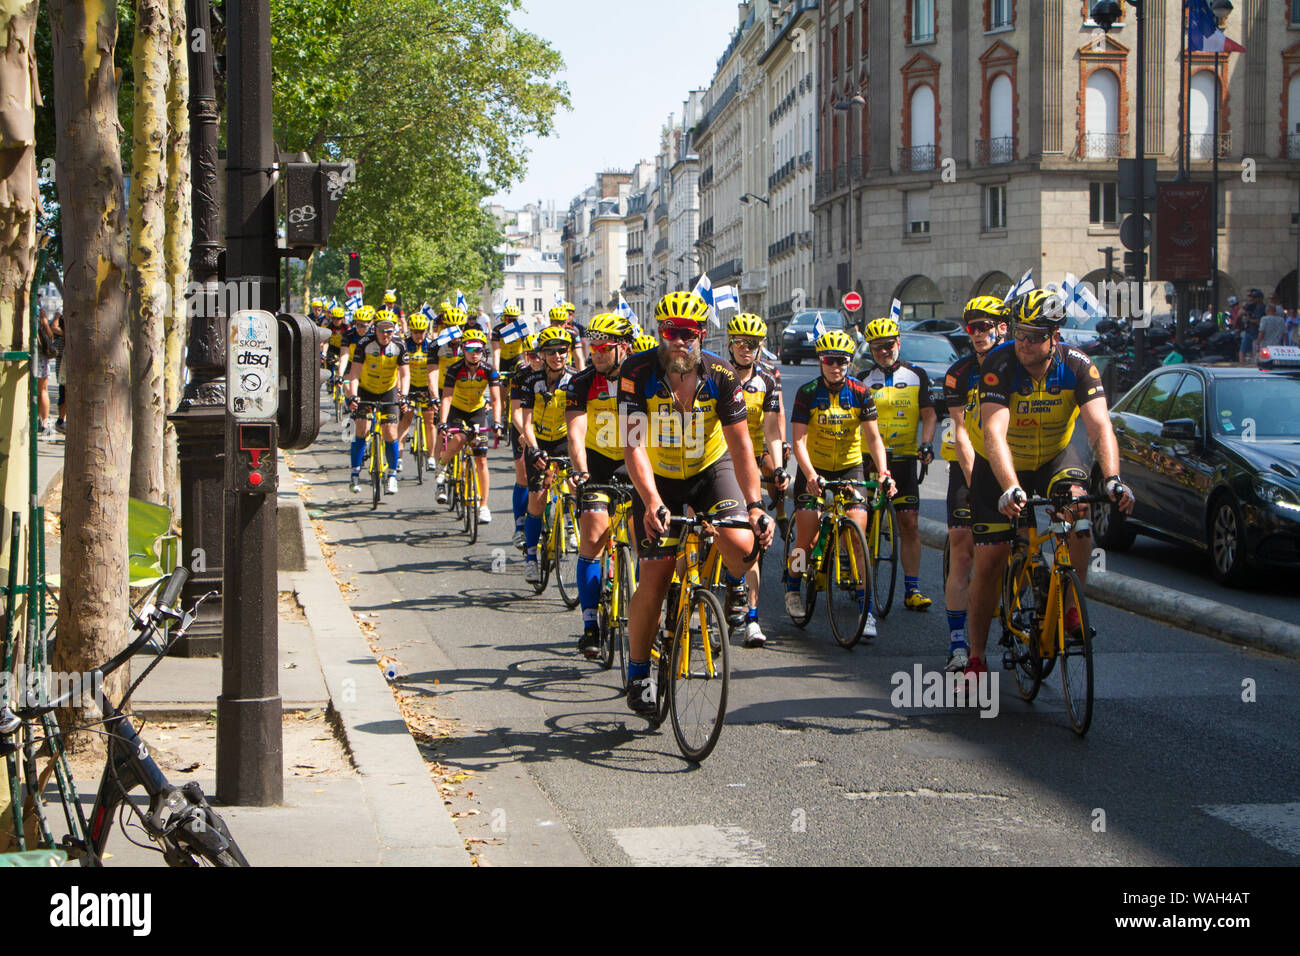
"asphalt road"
288,378,1300,866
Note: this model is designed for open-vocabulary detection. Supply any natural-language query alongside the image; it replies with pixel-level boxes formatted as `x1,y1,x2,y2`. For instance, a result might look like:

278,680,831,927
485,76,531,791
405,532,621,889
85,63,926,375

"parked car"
850,331,957,416
903,317,973,356
1094,365,1300,585
779,309,851,364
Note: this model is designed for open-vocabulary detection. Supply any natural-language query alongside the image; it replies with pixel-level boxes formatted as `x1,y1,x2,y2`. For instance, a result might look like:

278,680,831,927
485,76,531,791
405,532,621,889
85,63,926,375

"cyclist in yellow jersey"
617,292,774,716
549,305,586,370
398,311,439,460
939,295,1008,672
346,313,409,495
857,316,938,612
435,306,467,391
726,313,787,647
491,303,527,379
787,329,896,638
434,328,503,521
964,288,1134,678
518,326,578,582
564,314,634,658
508,334,544,548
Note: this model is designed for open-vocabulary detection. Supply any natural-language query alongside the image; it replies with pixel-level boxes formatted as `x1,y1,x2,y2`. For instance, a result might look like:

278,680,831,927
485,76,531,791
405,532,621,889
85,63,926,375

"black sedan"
779,310,851,363
1093,365,1300,585
850,332,957,417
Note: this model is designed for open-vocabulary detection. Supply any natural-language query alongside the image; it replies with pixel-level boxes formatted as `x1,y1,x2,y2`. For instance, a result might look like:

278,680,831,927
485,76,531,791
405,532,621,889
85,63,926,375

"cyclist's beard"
660,341,699,375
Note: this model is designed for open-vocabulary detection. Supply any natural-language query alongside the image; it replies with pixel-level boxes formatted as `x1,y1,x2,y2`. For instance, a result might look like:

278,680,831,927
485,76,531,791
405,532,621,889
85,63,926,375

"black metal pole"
1134,0,1147,368
168,0,226,655
217,0,282,807
1211,51,1220,321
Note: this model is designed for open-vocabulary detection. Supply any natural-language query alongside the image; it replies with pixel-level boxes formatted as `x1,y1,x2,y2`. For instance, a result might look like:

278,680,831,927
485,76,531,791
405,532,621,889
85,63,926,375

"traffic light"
1123,251,1147,279
283,161,352,250
348,251,361,279
276,312,330,450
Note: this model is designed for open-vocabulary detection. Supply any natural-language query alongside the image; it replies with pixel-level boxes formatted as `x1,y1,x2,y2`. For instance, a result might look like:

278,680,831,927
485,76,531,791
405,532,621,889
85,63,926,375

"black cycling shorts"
946,463,972,529
632,457,748,560
578,450,629,514
970,446,1089,545
884,453,920,513
793,464,868,512
407,386,436,407
444,406,491,457
509,421,524,461
353,386,398,421
525,437,569,490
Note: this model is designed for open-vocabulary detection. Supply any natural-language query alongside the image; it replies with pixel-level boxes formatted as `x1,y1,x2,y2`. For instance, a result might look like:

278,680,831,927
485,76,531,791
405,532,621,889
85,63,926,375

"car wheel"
1091,473,1135,551
791,356,801,365
1207,493,1250,587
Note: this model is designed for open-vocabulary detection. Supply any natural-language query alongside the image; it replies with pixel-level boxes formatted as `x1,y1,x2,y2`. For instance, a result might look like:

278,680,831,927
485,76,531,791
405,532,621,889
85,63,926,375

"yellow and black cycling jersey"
857,360,933,456
326,321,347,352
791,376,879,472
352,333,409,394
342,327,365,364
405,336,437,389
491,321,526,371
436,340,461,390
977,341,1106,471
941,352,986,462
736,364,781,455
617,349,748,480
514,365,575,442
441,358,500,414
566,364,625,462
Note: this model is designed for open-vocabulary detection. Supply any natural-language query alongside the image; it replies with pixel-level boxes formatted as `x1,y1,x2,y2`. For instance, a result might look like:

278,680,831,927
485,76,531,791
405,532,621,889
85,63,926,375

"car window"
1132,372,1183,423
1167,374,1205,434
790,311,844,329
899,334,958,365
1212,374,1300,438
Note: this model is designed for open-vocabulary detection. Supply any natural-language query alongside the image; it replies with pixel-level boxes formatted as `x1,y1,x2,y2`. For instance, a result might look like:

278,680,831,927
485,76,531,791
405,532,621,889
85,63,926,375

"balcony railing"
1290,134,1300,160
898,145,938,172
834,162,849,188
654,203,669,221
1080,132,1124,159
653,237,668,255
799,150,813,167
768,232,797,259
975,136,1015,165
1188,131,1232,160
700,165,714,189
769,157,797,191
700,216,714,240
850,156,865,181
815,170,833,199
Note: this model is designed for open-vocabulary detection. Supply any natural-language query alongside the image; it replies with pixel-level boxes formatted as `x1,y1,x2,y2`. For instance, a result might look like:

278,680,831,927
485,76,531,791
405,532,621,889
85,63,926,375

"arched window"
910,85,936,169
989,74,1013,163
1288,74,1300,156
897,275,942,320
1189,71,1217,159
1084,69,1119,158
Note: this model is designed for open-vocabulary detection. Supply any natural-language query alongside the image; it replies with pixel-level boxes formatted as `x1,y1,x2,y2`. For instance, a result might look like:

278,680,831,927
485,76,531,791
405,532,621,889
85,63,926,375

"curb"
280,462,472,867
917,517,1300,661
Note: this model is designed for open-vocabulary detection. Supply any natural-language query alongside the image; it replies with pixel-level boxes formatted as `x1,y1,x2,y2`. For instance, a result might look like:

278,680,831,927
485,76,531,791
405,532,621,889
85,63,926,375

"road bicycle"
783,479,877,649
531,456,580,608
583,479,636,682
648,511,763,763
354,401,397,509
998,491,1109,736
408,395,436,485
1,568,249,866
442,425,490,545
326,369,346,423
865,470,899,619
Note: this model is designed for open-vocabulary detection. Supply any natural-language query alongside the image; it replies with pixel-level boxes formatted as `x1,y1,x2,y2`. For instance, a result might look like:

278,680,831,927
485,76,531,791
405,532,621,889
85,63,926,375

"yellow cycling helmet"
330,305,346,320
586,313,632,341
563,301,576,313
375,309,398,324
461,328,488,347
963,295,1009,320
408,314,429,332
355,305,375,322
1013,288,1067,329
522,333,540,354
536,326,574,350
442,307,468,326
548,305,569,324
727,313,767,338
383,291,397,304
502,303,521,318
863,316,900,341
633,333,657,353
654,291,711,324
311,298,325,309
815,329,857,357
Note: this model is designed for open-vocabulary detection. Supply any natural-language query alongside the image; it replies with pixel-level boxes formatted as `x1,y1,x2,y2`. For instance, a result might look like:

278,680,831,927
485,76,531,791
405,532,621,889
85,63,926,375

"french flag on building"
1187,0,1244,53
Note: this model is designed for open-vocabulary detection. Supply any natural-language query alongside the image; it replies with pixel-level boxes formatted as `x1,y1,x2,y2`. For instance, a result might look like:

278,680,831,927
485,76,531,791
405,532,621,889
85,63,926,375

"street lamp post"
834,95,866,324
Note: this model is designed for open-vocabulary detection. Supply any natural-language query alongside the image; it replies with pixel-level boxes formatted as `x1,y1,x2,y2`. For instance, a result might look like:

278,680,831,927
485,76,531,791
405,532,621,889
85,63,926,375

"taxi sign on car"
1258,345,1300,370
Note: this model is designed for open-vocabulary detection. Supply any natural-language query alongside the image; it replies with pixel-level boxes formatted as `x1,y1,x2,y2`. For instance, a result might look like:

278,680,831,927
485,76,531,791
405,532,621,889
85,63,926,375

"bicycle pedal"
1001,651,1018,670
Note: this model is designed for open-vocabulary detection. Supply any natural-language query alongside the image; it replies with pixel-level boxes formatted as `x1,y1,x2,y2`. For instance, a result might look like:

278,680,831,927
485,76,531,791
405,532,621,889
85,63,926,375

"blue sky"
489,0,744,209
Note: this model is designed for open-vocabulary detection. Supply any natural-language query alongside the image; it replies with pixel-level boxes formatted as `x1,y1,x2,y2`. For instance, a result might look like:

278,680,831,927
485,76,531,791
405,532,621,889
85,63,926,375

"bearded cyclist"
508,334,544,548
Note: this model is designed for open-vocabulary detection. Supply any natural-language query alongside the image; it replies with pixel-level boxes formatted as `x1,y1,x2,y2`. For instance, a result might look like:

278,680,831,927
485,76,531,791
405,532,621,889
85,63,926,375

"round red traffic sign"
344,278,365,298
842,291,862,313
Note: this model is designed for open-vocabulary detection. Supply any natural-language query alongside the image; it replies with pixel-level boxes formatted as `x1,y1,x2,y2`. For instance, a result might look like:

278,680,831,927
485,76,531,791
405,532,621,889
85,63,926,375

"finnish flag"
420,302,438,324
890,299,902,324
456,289,467,312
1005,268,1034,303
713,285,740,312
616,293,642,335
813,313,828,339
1061,273,1105,321
346,291,363,312
434,324,462,346
499,317,531,343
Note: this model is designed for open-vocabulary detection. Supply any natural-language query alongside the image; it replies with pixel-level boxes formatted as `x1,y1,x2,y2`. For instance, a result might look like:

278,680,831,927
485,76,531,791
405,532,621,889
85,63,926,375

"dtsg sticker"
227,309,279,419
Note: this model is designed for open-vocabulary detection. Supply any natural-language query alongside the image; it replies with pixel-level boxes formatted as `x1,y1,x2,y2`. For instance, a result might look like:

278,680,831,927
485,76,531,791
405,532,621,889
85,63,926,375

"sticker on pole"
227,309,279,419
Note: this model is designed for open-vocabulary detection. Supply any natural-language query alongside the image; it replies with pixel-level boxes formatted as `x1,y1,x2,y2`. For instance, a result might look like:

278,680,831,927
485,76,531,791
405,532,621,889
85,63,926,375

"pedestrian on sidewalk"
1239,289,1264,364
52,310,66,433
35,309,55,437
1259,295,1288,353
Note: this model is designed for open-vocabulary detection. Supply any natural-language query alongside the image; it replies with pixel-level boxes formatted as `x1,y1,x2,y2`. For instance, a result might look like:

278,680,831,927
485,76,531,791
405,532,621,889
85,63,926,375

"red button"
249,473,263,487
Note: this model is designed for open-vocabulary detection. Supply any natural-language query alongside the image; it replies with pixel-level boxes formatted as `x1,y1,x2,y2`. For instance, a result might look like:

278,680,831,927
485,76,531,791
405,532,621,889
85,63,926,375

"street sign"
1120,214,1151,251
843,291,863,313
1154,182,1213,281
227,309,279,419
344,278,364,299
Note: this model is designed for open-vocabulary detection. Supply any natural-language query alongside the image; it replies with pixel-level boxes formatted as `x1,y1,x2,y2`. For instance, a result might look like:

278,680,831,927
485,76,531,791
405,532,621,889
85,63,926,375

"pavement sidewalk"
33,434,469,866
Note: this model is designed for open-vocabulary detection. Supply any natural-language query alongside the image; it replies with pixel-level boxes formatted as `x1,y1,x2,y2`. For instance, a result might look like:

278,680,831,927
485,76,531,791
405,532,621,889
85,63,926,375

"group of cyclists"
312,282,1136,719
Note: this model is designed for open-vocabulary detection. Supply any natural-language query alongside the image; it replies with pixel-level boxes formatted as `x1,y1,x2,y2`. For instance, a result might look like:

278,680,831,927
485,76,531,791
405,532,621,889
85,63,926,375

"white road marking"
1199,802,1300,857
610,825,767,866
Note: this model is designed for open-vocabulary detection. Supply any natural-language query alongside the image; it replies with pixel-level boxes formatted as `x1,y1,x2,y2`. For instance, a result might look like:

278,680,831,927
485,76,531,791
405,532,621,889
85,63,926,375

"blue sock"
724,569,743,586
857,590,873,614
524,513,542,559
513,484,528,529
577,556,601,625
386,440,399,471
786,572,802,593
350,438,366,471
629,659,650,681
905,575,919,595
947,610,968,647
746,606,759,622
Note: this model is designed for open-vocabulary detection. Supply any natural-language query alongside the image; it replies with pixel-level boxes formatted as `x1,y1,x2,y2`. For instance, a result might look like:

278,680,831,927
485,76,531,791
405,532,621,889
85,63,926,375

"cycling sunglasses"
819,355,850,367
965,320,998,334
539,346,568,356
588,339,623,353
869,338,899,351
1013,327,1052,344
729,337,762,349
661,326,703,342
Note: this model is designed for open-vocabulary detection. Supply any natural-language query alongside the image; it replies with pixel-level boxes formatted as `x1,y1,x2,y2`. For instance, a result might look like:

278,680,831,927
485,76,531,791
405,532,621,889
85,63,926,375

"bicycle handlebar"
1023,493,1112,509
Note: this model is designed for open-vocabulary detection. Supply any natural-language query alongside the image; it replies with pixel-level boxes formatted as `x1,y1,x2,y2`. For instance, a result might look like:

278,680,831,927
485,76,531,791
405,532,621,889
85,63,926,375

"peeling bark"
162,0,189,513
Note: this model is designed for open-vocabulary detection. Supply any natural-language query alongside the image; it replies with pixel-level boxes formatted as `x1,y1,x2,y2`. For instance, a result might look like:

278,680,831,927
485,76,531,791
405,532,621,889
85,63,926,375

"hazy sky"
489,0,744,209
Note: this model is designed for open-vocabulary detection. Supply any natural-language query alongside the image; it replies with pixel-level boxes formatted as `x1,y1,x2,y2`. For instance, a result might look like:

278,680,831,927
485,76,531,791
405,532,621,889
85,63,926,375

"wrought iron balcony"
1289,134,1300,160
1188,131,1232,160
975,136,1015,165
898,145,938,172
1080,132,1124,159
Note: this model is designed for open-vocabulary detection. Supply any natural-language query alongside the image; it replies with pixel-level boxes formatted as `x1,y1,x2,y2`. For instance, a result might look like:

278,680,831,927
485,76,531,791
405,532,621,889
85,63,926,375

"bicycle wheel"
871,496,899,618
669,588,729,763
535,505,553,594
999,551,1043,701
827,517,872,649
445,452,461,514
333,387,344,423
782,514,817,627
370,436,383,509
941,536,951,592
413,421,426,485
553,495,579,609
615,544,635,685
465,459,479,544
1056,568,1094,736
